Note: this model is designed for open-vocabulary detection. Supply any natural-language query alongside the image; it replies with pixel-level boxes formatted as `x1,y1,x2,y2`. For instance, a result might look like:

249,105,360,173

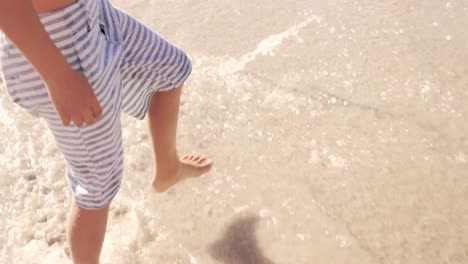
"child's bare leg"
147,84,212,192
67,203,109,264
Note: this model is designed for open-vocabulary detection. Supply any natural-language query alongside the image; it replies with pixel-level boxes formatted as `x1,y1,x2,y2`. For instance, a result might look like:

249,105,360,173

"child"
0,0,212,263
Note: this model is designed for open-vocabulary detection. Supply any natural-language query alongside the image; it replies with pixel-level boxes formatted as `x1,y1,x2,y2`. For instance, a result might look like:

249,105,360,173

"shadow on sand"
208,213,275,264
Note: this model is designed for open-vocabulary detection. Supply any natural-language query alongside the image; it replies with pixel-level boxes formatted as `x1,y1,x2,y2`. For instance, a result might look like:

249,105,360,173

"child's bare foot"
152,154,212,192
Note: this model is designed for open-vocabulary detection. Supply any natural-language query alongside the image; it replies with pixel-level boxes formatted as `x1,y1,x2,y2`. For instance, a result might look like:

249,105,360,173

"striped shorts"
0,0,192,209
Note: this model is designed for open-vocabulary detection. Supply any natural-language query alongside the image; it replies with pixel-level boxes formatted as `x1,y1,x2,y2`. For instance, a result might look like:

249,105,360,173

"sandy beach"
1,0,467,263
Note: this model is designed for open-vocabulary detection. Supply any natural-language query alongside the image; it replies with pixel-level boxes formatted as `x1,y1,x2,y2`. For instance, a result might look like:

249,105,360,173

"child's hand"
0,0,103,127
46,69,103,127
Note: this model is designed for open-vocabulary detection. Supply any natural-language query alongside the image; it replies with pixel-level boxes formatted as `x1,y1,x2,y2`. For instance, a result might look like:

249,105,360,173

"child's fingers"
58,111,71,126
91,101,103,119
72,115,84,127
61,116,71,126
83,108,96,126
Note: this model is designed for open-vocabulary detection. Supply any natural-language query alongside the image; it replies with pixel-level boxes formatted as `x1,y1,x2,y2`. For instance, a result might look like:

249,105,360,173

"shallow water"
1,0,468,263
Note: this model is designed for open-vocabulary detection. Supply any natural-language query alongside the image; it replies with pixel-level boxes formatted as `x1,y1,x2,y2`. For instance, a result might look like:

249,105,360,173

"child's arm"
0,0,102,126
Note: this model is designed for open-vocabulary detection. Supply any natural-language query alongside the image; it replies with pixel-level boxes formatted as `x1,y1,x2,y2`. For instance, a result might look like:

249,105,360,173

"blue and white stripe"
0,0,192,209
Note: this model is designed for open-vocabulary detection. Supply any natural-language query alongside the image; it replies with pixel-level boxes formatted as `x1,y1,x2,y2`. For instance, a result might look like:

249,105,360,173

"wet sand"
0,0,467,263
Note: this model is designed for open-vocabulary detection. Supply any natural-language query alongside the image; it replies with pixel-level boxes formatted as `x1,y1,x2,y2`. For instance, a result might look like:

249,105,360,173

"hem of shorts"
136,64,193,120
73,189,120,210
74,198,113,210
